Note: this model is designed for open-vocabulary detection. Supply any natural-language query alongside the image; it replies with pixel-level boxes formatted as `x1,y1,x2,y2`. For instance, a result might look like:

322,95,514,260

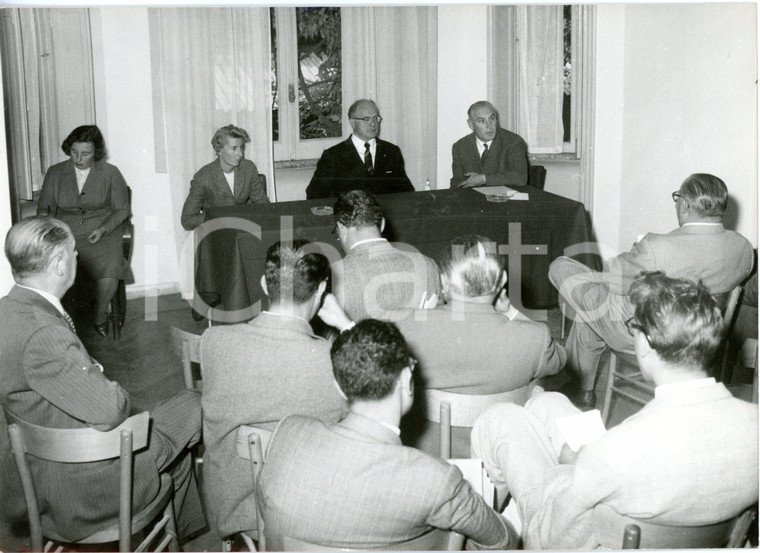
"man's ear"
379,218,386,234
400,366,414,396
467,118,474,132
498,270,507,290
260,275,268,296
52,253,65,278
316,280,328,300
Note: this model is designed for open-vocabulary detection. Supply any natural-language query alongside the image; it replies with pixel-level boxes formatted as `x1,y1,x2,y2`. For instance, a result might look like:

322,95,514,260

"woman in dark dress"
37,125,130,336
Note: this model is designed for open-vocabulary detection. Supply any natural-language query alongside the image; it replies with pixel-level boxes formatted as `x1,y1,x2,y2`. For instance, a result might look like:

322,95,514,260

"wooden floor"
0,294,750,551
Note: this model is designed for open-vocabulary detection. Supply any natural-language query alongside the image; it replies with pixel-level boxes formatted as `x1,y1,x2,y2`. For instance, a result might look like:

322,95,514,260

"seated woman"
394,235,568,456
180,124,269,231
37,125,129,337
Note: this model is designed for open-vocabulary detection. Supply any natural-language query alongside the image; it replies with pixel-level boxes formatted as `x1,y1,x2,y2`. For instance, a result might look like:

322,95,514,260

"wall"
0,59,13,295
91,7,181,298
616,4,757,251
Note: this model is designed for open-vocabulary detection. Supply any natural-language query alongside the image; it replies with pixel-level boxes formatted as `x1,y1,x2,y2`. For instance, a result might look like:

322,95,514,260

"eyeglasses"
671,191,682,203
351,116,383,123
624,317,645,337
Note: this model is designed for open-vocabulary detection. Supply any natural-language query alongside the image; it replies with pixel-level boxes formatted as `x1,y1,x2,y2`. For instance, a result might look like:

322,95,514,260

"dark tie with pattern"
364,142,374,175
62,309,77,334
480,142,489,165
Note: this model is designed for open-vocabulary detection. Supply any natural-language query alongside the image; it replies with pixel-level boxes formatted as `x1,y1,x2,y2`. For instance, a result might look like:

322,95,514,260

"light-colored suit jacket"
0,286,162,541
332,239,441,322
200,313,345,538
181,158,268,230
450,128,528,187
523,381,758,549
259,413,513,549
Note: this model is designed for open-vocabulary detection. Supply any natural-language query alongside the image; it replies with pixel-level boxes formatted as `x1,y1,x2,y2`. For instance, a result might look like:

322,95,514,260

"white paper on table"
472,186,529,201
555,409,607,452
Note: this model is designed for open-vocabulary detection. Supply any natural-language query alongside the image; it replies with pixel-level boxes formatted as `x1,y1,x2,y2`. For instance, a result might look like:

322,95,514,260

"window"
562,4,578,153
270,7,342,161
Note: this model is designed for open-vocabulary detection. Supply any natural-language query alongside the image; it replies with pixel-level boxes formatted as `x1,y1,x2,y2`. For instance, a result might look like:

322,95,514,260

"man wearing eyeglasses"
306,99,414,200
451,101,529,188
549,173,752,410
471,271,758,549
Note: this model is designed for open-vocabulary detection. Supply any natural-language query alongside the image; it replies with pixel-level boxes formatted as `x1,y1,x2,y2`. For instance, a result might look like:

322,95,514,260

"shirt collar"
681,222,723,227
16,284,66,317
260,310,309,325
351,134,376,150
654,377,716,399
350,237,387,250
377,420,401,436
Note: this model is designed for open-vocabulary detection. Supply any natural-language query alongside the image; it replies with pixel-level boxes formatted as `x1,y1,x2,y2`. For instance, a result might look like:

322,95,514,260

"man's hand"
87,227,107,244
559,444,582,465
455,172,487,188
318,293,355,332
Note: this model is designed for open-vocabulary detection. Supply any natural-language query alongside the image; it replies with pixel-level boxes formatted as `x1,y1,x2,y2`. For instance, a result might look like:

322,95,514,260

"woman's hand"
87,227,107,244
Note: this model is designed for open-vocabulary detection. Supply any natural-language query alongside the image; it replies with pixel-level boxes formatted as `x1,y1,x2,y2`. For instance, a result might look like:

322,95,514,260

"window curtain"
491,5,564,154
148,8,273,298
341,7,437,189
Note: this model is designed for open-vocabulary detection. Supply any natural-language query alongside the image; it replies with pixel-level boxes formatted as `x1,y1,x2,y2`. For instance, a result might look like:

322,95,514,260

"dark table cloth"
195,187,600,323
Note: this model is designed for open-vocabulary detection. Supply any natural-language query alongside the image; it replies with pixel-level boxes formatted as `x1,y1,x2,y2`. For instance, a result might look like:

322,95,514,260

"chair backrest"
236,425,273,550
272,528,465,551
424,385,534,458
6,410,150,552
122,186,134,262
170,326,202,390
594,503,755,549
529,165,547,189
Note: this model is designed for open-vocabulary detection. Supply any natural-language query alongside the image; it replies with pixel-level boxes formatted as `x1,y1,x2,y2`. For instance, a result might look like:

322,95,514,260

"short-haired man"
306,99,414,199
181,124,269,230
451,101,528,188
471,272,758,549
331,190,440,321
259,319,517,549
201,241,346,539
0,217,204,541
551,173,753,408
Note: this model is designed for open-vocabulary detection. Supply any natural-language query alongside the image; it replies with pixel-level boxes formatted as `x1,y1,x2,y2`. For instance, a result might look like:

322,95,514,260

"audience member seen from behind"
37,125,130,337
0,217,205,542
451,101,528,188
550,173,753,409
306,99,414,199
330,190,440,322
472,271,759,549
181,124,269,231
394,235,567,456
259,319,517,550
201,240,346,540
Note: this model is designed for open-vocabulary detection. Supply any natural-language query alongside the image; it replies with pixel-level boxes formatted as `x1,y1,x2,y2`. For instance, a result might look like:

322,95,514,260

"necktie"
480,142,489,165
364,142,374,175
62,310,77,334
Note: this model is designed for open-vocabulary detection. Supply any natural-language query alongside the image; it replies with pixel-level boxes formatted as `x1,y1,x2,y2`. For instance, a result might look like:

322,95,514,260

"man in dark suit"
181,124,269,231
259,319,517,549
0,217,205,542
306,99,414,199
451,101,528,188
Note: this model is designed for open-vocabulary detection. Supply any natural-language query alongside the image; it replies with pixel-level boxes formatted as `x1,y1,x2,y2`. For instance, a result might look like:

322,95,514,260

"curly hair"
264,240,329,304
61,125,106,161
211,125,250,153
331,319,414,401
333,190,383,229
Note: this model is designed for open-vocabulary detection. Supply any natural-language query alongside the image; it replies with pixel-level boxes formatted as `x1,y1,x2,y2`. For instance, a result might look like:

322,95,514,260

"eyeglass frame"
625,316,653,348
671,191,682,203
350,116,383,123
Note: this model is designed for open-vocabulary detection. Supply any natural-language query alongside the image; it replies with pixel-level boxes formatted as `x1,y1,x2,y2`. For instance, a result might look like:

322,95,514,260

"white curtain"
491,5,565,154
342,7,437,189
148,7,273,298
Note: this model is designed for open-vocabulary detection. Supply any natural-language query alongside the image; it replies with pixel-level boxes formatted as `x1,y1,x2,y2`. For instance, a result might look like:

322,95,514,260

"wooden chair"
170,326,202,391
267,528,465,552
529,164,547,189
601,285,742,425
221,425,273,552
424,385,534,460
106,186,134,340
616,506,756,549
6,410,178,552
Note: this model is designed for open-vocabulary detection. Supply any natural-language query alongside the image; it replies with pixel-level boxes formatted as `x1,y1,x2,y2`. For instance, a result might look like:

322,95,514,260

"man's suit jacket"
397,301,565,456
259,413,513,549
523,382,758,549
306,137,414,199
200,313,345,538
331,239,441,322
0,286,162,541
450,128,528,187
181,158,268,230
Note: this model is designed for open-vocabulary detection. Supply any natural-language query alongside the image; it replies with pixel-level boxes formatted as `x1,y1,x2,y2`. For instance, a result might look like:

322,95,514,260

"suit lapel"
482,131,502,173
212,160,236,201
80,162,102,198
341,137,366,172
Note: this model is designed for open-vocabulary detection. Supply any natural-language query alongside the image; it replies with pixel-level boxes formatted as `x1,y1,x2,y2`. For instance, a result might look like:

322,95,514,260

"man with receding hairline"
451,101,529,188
200,240,345,540
306,99,414,199
550,173,753,409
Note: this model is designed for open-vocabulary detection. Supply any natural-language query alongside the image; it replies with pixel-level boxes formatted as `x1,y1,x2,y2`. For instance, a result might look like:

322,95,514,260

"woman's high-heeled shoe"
93,320,109,337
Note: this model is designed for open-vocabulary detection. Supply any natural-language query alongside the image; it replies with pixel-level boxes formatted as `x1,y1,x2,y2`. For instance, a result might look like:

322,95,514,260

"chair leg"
601,354,617,426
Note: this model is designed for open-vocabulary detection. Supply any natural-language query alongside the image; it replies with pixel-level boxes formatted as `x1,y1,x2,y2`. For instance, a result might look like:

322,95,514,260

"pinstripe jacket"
0,286,161,541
